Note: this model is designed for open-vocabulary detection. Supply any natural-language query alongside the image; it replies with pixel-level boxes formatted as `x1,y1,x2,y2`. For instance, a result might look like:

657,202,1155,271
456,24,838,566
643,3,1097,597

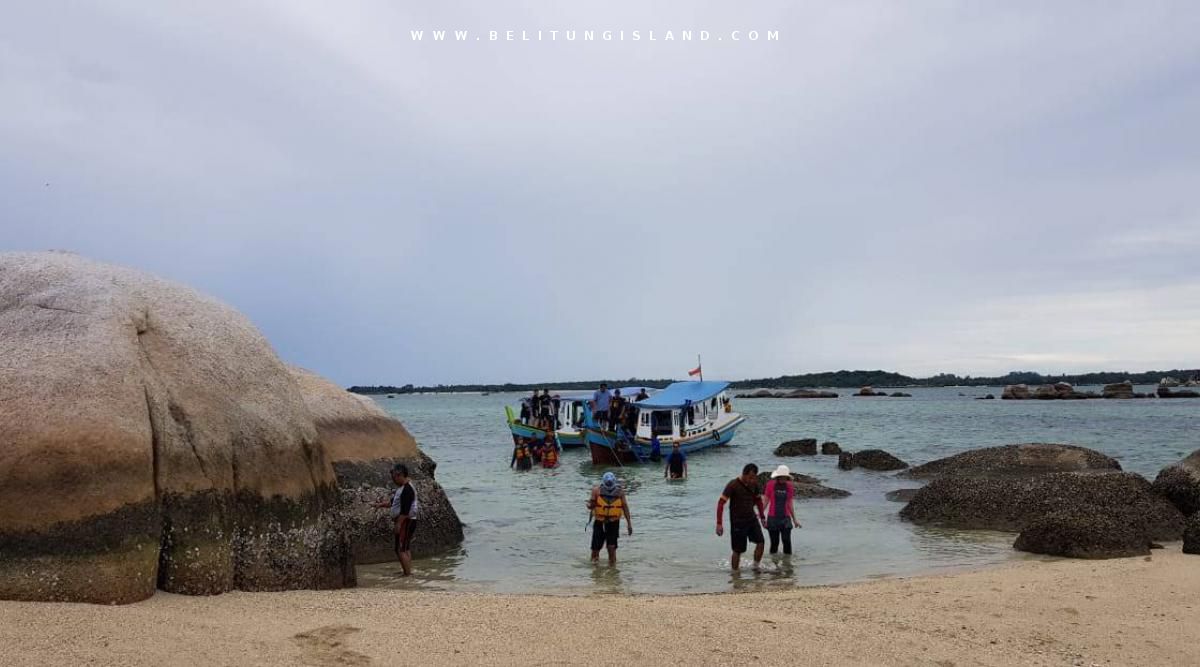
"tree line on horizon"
347,368,1199,395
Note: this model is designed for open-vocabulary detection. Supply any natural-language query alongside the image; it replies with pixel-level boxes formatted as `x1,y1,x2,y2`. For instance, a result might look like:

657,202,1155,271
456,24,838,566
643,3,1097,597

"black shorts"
594,410,608,424
394,520,417,554
591,520,620,551
730,522,764,554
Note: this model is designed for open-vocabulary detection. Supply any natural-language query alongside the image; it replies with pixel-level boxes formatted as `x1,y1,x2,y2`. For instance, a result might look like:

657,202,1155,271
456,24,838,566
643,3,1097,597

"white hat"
771,465,791,479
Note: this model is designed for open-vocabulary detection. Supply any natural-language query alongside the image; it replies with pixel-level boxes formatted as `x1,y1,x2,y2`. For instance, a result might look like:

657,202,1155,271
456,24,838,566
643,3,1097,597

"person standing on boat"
529,389,542,427
540,388,554,429
716,463,767,570
592,383,612,427
635,387,650,402
763,465,801,555
371,463,419,576
665,441,687,480
588,472,632,565
608,389,625,431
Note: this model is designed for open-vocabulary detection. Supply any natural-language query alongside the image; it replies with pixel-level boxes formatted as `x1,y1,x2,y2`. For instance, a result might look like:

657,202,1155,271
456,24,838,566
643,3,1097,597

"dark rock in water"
1151,449,1200,516
740,389,778,398
1001,384,1031,400
904,443,1121,479
755,472,850,499
837,452,855,470
1013,511,1153,559
852,449,909,471
1102,381,1135,399
900,472,1184,540
855,386,887,397
821,441,842,455
889,392,912,398
775,439,818,456
975,394,996,400
885,488,921,503
1157,386,1200,398
787,389,839,399
1184,514,1200,555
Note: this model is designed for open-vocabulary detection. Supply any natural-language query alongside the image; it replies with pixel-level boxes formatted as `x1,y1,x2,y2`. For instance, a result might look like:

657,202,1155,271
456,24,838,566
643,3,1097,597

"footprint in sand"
293,624,370,666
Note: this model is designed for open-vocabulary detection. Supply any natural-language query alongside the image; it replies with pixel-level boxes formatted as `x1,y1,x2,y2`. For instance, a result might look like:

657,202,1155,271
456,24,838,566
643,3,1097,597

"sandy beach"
3,547,1196,667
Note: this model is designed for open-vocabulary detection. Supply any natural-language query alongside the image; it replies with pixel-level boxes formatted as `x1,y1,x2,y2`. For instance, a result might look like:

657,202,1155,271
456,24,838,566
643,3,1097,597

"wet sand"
2,547,1197,666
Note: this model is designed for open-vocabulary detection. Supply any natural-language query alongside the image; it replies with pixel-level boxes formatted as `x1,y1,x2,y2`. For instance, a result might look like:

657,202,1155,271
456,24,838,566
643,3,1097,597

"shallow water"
358,385,1197,594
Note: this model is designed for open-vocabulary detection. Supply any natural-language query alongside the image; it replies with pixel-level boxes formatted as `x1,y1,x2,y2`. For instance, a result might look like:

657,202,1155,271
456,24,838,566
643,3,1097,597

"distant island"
348,368,1200,395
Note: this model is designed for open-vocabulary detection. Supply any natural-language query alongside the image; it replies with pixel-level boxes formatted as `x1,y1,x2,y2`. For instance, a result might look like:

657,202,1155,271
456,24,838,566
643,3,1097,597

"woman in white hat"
763,465,801,555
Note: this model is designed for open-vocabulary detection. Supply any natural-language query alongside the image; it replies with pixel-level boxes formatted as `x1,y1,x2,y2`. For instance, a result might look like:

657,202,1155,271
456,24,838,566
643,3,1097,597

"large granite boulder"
0,252,355,604
1034,384,1059,400
288,367,463,563
1001,384,1030,400
900,472,1184,540
774,439,818,456
1184,514,1200,555
1013,511,1153,559
851,449,909,471
1102,381,1135,399
1151,450,1200,516
837,452,855,470
885,488,922,503
905,444,1121,479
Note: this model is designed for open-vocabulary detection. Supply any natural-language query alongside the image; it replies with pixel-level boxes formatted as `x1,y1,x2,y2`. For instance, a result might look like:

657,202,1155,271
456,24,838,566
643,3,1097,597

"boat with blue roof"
506,387,655,449
582,380,746,465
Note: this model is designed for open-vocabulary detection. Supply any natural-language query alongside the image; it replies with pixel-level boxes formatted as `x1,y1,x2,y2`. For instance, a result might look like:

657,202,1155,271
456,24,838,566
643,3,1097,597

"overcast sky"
3,2,1199,385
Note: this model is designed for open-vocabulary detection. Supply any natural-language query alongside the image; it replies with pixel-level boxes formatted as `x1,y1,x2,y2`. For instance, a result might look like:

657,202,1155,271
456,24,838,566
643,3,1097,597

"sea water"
357,386,1197,595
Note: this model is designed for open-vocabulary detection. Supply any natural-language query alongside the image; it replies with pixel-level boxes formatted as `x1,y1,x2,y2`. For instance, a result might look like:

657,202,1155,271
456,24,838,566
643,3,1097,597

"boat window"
651,410,674,436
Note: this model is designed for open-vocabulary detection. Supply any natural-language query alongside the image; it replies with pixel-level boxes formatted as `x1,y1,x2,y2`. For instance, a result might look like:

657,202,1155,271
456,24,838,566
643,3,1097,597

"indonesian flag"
688,365,702,377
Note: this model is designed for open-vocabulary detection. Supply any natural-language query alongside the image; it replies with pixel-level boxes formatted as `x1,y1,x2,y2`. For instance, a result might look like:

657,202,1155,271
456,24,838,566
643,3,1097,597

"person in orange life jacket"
542,434,559,468
762,465,801,555
587,472,632,565
510,437,532,470
716,463,766,570
371,463,419,576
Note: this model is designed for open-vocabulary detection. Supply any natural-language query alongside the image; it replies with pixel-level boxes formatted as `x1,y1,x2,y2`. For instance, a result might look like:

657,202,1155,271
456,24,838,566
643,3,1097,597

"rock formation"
774,439,818,456
855,387,887,397
1013,512,1154,559
1003,383,1098,400
1102,381,1135,399
899,472,1183,541
847,449,909,471
821,441,842,455
1001,384,1031,400
735,389,839,399
1151,450,1200,516
288,366,463,563
1156,386,1200,398
904,444,1121,479
837,452,855,470
885,488,921,503
756,472,850,499
1184,514,1200,555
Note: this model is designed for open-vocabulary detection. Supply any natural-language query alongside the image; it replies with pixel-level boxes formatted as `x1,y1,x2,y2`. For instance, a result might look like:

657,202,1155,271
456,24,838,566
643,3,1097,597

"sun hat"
771,465,791,479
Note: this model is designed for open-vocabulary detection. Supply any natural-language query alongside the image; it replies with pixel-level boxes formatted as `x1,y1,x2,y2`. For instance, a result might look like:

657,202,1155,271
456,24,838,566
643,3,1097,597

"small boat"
582,381,745,465
505,387,654,449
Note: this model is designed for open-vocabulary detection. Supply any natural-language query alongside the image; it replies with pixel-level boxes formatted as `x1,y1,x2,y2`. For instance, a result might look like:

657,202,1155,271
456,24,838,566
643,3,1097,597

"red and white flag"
688,365,702,377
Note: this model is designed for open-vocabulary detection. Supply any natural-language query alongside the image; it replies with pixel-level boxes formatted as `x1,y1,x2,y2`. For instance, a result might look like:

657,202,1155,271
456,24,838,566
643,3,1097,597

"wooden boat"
506,387,654,449
583,381,745,465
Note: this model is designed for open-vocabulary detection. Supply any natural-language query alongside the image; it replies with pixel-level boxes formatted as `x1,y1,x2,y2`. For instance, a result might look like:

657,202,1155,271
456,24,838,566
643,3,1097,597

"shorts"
594,410,608,424
729,522,764,554
591,520,620,551
394,520,417,554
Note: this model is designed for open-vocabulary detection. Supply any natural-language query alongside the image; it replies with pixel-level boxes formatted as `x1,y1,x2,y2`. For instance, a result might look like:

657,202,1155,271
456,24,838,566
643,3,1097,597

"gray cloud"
2,2,1198,384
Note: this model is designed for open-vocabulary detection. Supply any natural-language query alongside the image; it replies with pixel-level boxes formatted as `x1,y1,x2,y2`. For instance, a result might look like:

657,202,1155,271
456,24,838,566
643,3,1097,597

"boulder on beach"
1001,384,1031,400
0,251,357,604
904,444,1122,479
885,488,921,503
1013,511,1154,559
821,441,842,455
774,439,818,456
1102,381,1135,399
756,472,851,499
288,366,463,563
1151,449,1200,516
837,452,855,470
851,449,909,471
1184,514,1200,555
900,472,1184,540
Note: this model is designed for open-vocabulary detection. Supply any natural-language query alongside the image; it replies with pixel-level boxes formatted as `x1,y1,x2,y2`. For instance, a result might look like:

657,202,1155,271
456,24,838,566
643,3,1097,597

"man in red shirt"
716,463,767,570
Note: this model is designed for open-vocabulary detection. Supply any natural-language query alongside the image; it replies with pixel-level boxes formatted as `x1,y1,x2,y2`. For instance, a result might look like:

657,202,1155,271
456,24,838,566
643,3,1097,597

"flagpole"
698,354,703,382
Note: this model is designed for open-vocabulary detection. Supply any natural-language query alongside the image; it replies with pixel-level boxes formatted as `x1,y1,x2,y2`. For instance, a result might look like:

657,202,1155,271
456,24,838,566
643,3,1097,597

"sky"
2,2,1199,385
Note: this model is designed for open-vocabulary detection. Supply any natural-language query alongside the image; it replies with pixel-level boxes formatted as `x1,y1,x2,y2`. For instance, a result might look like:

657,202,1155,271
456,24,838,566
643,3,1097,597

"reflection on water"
358,386,1193,596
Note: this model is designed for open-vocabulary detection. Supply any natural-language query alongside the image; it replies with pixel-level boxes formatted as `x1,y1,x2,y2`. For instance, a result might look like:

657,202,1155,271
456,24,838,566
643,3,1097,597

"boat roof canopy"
634,381,729,409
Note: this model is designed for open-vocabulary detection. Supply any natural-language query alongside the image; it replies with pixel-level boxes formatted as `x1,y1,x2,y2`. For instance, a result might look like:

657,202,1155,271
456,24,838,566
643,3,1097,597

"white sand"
3,547,1197,666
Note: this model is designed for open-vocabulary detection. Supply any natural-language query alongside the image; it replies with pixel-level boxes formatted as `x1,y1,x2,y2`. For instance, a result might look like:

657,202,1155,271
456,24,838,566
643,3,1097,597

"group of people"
591,382,650,432
586,461,799,569
510,434,559,470
519,388,561,431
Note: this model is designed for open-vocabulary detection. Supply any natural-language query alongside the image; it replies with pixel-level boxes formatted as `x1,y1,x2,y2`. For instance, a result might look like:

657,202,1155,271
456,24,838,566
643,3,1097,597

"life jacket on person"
593,488,624,522
543,444,559,468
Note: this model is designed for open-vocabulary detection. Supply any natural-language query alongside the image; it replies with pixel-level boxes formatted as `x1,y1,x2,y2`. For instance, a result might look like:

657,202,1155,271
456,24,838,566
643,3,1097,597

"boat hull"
508,421,547,440
584,416,746,466
555,429,586,449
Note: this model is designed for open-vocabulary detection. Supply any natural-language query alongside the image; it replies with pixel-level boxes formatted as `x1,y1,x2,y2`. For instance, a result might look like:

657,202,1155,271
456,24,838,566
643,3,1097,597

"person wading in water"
587,472,632,565
372,463,419,576
716,463,766,570
763,465,801,555
664,441,687,480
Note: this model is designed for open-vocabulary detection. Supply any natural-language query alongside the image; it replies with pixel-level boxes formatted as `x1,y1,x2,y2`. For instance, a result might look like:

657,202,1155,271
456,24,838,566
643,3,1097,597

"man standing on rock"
372,463,419,576
716,463,767,570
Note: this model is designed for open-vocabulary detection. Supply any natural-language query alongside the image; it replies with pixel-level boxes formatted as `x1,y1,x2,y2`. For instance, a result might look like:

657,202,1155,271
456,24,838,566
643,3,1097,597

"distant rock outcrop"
1003,383,1098,400
0,252,356,604
890,392,912,397
1151,449,1200,517
900,472,1184,541
1102,381,1136,399
855,386,887,397
774,439,818,456
1013,511,1154,559
821,441,842,455
904,444,1121,479
1001,384,1031,400
736,389,839,399
1156,386,1200,398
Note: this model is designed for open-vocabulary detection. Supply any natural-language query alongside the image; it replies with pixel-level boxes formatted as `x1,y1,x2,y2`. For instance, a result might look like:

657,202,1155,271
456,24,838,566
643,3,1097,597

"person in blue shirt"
592,382,612,426
665,441,687,480
649,434,662,462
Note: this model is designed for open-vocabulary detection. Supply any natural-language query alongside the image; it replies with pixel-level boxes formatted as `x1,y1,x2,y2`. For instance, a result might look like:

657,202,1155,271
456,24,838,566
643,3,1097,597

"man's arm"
755,494,767,527
622,493,632,535
715,495,727,536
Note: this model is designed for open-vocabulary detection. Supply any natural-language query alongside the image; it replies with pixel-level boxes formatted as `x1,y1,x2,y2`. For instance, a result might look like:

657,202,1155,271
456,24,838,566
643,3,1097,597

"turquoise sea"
358,386,1197,595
